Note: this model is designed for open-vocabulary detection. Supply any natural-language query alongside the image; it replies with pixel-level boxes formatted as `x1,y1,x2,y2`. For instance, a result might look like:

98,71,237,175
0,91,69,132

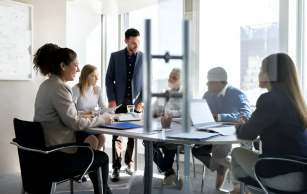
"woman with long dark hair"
33,43,112,194
231,53,307,193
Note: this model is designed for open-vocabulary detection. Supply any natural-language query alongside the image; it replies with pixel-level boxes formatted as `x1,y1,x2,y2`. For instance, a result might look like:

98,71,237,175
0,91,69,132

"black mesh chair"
238,155,307,194
11,118,103,194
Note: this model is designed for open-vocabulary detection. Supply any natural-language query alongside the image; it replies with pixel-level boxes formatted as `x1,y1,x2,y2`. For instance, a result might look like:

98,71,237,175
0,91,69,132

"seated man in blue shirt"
192,67,252,191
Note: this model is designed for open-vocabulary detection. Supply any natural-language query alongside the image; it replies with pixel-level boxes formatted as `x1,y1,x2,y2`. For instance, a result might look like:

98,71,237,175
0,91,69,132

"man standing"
192,67,252,190
106,28,143,181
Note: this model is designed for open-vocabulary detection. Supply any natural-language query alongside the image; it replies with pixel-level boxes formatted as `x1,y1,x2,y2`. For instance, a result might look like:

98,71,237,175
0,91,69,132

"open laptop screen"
190,99,216,128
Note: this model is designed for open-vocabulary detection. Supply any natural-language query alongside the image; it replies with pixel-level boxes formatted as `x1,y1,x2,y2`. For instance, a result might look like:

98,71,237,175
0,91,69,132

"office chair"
238,155,307,194
11,118,103,194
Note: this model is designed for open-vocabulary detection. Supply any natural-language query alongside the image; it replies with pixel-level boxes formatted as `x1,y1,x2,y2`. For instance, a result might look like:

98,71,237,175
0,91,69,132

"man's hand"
108,101,117,108
137,102,144,113
213,114,218,122
103,117,113,125
161,110,173,128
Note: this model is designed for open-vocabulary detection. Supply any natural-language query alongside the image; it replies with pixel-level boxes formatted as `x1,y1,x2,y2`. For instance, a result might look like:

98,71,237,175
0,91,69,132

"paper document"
100,112,116,119
166,131,220,141
205,126,236,136
101,104,122,114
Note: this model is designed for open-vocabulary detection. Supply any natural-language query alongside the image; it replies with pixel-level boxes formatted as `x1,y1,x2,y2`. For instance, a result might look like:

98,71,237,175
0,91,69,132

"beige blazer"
34,74,105,153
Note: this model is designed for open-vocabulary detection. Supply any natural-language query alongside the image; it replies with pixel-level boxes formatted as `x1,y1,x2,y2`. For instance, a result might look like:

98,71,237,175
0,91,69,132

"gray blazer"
34,74,106,153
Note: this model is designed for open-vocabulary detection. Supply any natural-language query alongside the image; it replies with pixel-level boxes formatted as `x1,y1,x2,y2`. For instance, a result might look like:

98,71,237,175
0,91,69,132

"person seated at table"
232,53,307,194
72,64,108,151
153,68,183,117
192,67,252,190
150,68,184,189
33,43,113,194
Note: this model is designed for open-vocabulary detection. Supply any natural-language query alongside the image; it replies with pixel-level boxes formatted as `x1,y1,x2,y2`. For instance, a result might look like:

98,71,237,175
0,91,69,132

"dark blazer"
106,49,143,106
237,87,307,177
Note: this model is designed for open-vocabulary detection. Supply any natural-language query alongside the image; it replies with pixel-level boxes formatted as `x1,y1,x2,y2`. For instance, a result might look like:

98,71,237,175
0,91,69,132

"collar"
125,47,138,57
170,86,182,93
49,74,63,82
217,84,228,97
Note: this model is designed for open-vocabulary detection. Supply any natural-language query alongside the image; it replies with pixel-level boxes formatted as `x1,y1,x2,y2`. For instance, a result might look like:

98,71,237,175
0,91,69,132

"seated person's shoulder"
202,91,211,99
257,91,281,107
71,84,80,91
226,85,248,99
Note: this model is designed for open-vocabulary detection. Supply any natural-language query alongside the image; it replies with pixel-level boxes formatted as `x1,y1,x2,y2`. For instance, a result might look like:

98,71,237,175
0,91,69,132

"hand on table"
103,117,113,125
161,110,173,128
79,115,94,119
213,114,218,122
79,111,92,115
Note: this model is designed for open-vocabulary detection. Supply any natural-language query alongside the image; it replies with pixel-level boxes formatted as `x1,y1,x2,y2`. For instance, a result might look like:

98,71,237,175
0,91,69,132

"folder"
100,122,143,130
84,131,100,135
166,131,220,141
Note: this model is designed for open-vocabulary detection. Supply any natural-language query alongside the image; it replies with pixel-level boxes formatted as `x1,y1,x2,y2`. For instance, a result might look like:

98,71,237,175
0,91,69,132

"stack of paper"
166,131,220,141
203,126,236,136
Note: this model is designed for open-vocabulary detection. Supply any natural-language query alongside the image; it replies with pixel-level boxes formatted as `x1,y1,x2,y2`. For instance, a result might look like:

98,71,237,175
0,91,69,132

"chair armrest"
259,154,307,164
253,155,307,194
45,143,90,153
11,138,94,183
10,138,46,154
11,138,91,154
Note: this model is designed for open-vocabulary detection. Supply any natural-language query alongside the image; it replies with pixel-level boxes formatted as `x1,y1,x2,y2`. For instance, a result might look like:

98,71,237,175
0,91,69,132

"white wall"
66,0,102,88
0,0,66,176
117,0,170,14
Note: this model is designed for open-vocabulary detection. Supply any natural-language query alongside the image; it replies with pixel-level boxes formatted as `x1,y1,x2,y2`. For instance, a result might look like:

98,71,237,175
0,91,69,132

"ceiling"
67,0,170,15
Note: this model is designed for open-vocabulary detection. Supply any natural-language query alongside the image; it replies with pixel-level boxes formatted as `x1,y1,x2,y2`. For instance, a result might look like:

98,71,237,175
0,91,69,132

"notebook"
100,122,143,130
166,131,220,141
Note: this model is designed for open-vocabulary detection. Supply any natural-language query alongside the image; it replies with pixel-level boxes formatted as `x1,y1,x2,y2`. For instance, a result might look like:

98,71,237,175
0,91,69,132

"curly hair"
33,43,77,76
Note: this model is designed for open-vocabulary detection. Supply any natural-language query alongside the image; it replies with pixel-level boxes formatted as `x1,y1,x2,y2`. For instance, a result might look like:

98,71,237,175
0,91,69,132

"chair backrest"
13,118,49,193
13,118,46,150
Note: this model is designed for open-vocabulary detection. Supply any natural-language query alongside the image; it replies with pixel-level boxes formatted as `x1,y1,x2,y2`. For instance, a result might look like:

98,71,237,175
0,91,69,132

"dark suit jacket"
105,49,143,106
237,87,307,177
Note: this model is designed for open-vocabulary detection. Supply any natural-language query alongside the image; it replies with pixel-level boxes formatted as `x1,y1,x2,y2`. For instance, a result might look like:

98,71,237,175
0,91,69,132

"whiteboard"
0,0,33,80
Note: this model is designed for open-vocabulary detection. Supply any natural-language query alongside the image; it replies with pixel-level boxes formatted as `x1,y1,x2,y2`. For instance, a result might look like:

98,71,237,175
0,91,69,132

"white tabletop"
87,119,259,145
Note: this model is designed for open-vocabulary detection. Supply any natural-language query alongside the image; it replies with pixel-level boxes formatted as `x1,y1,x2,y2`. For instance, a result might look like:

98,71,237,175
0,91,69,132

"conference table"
86,117,259,194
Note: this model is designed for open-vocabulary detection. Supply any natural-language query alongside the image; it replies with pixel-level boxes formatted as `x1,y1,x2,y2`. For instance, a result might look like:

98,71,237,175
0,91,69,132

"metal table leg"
183,144,192,193
176,145,180,189
135,139,138,171
144,140,153,194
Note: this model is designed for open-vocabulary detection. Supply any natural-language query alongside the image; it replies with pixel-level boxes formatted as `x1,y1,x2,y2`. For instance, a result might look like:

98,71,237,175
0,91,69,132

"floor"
0,135,235,194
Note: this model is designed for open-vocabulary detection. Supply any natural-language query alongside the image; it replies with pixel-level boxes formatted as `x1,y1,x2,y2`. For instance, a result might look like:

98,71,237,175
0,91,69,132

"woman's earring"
63,68,65,71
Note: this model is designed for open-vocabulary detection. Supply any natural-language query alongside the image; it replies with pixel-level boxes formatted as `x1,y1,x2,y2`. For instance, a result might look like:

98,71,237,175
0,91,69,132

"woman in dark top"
231,53,307,193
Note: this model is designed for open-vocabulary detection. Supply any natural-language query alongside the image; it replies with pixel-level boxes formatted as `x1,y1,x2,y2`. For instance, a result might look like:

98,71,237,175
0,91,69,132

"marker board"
0,0,33,80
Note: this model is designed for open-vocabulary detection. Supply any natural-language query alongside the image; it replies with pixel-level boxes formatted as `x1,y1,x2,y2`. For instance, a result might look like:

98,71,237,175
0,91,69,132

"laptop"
190,99,234,130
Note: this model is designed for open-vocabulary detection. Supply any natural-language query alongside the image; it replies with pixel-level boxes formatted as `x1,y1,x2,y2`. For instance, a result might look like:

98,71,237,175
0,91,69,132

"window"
129,0,183,93
198,0,279,105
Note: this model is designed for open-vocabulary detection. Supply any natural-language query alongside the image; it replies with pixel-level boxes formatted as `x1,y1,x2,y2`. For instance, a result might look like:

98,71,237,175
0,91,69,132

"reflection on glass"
199,0,279,105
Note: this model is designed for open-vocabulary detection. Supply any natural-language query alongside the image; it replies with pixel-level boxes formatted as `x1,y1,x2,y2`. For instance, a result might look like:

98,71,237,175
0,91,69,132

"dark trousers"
48,149,109,194
153,142,177,174
112,136,135,169
112,103,135,169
